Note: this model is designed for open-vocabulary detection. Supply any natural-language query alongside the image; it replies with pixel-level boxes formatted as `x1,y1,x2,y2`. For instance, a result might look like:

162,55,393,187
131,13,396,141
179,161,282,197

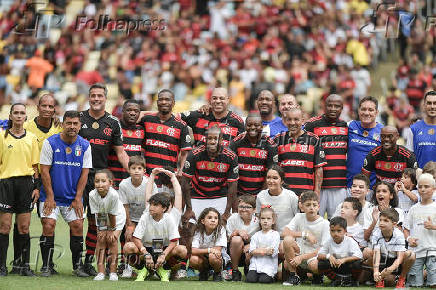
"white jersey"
347,222,367,248
133,212,179,247
404,202,436,258
363,206,405,230
118,176,156,222
371,227,406,258
192,227,227,249
256,188,299,233
249,230,280,277
169,207,182,225
285,213,330,254
89,187,126,230
333,201,373,225
226,213,259,238
318,235,363,259
397,189,419,214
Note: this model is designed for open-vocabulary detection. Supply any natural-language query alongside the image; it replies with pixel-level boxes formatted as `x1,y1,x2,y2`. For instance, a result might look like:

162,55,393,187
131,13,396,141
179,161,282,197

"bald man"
304,94,348,218
180,87,244,147
230,112,277,197
255,90,287,137
274,107,326,197
362,126,417,184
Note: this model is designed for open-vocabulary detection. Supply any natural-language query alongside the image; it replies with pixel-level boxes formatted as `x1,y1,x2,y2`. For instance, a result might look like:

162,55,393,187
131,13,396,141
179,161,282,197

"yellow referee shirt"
24,117,63,152
0,130,39,179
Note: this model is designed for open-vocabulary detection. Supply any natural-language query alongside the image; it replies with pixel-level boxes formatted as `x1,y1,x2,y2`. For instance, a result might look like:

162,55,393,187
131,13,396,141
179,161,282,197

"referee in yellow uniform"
0,103,40,276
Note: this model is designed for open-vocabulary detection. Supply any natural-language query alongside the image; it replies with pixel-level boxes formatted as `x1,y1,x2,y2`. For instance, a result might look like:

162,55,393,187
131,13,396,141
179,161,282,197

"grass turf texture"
1,212,418,290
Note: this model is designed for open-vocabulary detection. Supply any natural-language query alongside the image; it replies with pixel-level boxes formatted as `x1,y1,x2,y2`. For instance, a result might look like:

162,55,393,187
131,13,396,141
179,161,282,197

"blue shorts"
407,256,436,287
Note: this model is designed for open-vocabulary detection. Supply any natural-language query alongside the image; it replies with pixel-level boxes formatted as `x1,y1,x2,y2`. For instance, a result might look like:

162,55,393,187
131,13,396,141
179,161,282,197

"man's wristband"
33,177,41,190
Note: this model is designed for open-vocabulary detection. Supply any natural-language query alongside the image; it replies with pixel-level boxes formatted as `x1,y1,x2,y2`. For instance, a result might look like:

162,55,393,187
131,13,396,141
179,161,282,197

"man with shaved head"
180,87,244,147
274,107,327,197
182,125,239,221
230,112,277,197
304,94,349,218
362,126,417,184
255,90,288,137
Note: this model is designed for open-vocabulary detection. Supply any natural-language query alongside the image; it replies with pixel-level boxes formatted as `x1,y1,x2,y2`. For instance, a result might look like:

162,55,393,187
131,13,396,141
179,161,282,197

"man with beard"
362,126,417,184
410,91,436,168
140,89,192,177
346,96,383,188
230,112,277,199
256,90,287,138
79,83,129,275
304,94,348,218
182,125,239,221
108,100,145,189
181,87,244,147
39,111,91,277
274,107,326,197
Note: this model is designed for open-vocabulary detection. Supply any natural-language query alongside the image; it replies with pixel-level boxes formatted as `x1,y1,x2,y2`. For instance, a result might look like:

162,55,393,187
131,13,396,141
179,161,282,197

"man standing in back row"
79,83,129,276
304,94,348,218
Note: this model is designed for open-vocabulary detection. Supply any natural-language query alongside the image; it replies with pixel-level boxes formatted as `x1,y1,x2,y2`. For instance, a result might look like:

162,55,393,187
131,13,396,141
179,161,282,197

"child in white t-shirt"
405,173,436,287
340,197,366,248
395,168,418,214
316,217,362,287
227,195,259,281
369,208,415,288
123,193,185,282
333,174,373,225
256,165,298,233
190,207,229,282
246,207,280,284
282,191,330,286
89,169,126,281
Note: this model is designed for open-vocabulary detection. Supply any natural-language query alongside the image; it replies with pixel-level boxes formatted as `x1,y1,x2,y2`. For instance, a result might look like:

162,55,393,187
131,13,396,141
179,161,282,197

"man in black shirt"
79,83,129,275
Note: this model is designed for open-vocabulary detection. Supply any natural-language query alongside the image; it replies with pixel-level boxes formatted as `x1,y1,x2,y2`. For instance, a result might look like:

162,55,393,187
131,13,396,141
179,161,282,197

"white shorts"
39,201,85,223
191,197,227,220
319,188,348,219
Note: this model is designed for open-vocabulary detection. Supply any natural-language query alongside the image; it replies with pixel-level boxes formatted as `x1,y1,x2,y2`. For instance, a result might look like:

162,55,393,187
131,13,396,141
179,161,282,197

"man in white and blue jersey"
410,91,436,168
346,96,383,188
39,111,92,277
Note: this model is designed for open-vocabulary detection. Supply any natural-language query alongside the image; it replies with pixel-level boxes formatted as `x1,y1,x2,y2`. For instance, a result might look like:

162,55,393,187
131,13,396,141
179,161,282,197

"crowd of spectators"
0,0,434,124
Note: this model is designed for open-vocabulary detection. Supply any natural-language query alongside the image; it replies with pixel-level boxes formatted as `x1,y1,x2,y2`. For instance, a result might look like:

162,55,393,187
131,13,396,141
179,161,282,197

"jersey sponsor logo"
157,126,163,133
350,138,378,146
167,127,176,137
239,164,264,171
301,144,308,153
103,127,113,136
322,141,347,148
75,146,82,156
127,130,133,136
184,161,190,169
55,148,60,153
66,147,72,154
315,127,347,136
135,130,142,137
208,162,215,169
198,176,223,183
393,162,404,172
89,138,109,145
217,163,227,173
145,139,170,149
280,159,306,167
54,161,81,167
124,144,142,151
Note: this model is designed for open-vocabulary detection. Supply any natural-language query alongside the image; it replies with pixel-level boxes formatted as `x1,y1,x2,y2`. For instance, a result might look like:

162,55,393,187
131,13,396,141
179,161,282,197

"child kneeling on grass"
190,207,229,282
316,216,362,287
123,192,187,282
89,169,126,281
246,207,280,284
369,208,415,288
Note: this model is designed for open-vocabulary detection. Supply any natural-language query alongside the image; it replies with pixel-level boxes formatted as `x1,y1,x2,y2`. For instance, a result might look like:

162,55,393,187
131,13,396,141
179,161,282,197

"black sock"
85,224,97,264
13,224,18,266
40,235,54,268
18,234,30,267
70,236,83,270
0,233,9,267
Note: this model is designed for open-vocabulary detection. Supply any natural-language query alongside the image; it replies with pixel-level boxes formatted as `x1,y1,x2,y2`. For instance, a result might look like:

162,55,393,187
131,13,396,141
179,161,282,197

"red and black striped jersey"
141,113,192,175
273,131,327,195
182,145,239,199
180,110,244,147
79,110,123,169
229,132,278,195
362,145,417,184
108,122,145,189
304,115,348,188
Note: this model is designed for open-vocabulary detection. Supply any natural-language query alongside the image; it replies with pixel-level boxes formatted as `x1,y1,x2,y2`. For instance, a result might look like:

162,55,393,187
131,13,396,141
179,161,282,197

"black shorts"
0,176,34,214
83,169,96,217
380,256,402,273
